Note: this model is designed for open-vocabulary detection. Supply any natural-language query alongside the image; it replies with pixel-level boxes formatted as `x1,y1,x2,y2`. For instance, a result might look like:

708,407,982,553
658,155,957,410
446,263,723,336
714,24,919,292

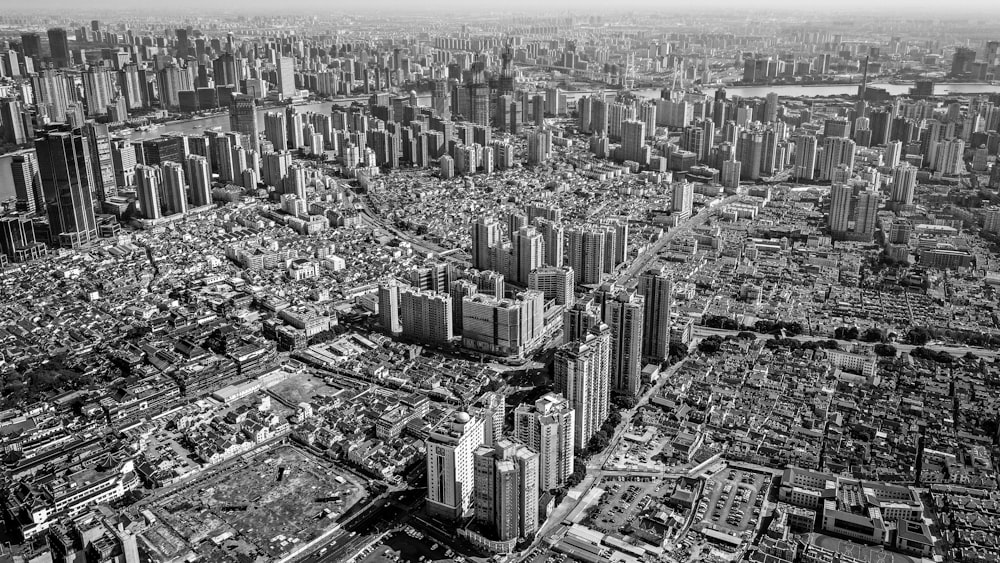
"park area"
140,444,365,561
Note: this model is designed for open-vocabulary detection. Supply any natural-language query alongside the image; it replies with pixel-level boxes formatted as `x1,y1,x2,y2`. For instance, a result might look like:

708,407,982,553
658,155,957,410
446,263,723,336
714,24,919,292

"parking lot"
694,468,768,534
584,475,667,536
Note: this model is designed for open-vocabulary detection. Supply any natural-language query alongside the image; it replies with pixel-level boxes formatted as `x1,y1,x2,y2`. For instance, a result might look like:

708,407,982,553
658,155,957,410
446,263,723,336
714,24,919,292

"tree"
737,331,757,341
698,336,723,354
861,327,884,343
873,344,897,357
907,328,931,346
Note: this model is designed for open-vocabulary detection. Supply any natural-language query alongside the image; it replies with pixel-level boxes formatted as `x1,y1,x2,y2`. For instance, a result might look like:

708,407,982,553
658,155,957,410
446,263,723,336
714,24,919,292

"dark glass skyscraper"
34,127,99,248
47,28,71,68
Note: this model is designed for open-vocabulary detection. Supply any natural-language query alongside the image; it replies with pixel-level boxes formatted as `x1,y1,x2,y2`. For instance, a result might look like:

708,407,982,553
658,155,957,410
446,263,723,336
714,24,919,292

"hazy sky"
9,0,1000,14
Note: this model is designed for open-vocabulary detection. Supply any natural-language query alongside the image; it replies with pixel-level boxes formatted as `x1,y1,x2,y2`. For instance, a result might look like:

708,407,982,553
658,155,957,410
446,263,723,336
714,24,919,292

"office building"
426,411,485,519
47,28,71,68
276,56,295,98
513,393,574,491
555,325,611,450
229,95,260,148
607,289,644,397
35,129,99,248
82,122,116,201
1,99,29,144
473,440,539,542
11,151,43,214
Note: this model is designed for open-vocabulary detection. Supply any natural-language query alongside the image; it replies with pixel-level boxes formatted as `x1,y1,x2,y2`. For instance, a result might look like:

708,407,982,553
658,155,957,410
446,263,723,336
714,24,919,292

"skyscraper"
378,280,402,335
229,95,260,149
135,165,163,220
32,69,71,123
512,226,544,286
186,154,212,207
567,225,606,285
828,183,853,235
671,182,694,220
473,440,539,542
819,137,856,181
82,122,116,202
513,393,574,491
35,128,99,248
621,119,647,165
854,190,879,242
890,164,917,205
638,268,672,363
11,151,43,215
607,289,644,397
47,28,71,68
426,411,485,519
162,161,188,216
1,99,29,145
400,286,453,344
276,56,295,98
555,324,611,450
472,217,500,272
794,135,817,180
82,66,113,117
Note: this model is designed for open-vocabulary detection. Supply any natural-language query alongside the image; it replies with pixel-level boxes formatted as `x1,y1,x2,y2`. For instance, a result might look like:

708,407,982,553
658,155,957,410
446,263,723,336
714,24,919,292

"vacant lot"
145,445,365,560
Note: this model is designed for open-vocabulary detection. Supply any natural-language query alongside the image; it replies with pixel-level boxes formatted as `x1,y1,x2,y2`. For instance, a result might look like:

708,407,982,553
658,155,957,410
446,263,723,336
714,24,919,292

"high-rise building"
555,324,611,450
828,183,853,235
135,165,163,220
461,291,545,358
1,99,29,144
794,135,817,180
263,150,292,189
32,69,71,123
264,111,288,151
621,119,647,165
477,391,505,447
567,225,607,285
533,218,564,268
528,266,575,306
854,190,879,241
20,33,42,58
473,439,539,542
638,268,672,363
400,286,453,344
229,95,260,149
35,128,99,248
82,66,113,117
11,151,43,214
512,226,544,286
276,56,295,98
671,182,694,220
607,289,644,397
47,28,71,68
819,137,856,181
426,411,485,519
472,217,500,272
82,122,116,202
378,280,402,335
186,154,212,207
721,159,741,190
890,164,917,205
0,214,42,263
884,140,902,169
513,393,574,491
161,161,188,216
